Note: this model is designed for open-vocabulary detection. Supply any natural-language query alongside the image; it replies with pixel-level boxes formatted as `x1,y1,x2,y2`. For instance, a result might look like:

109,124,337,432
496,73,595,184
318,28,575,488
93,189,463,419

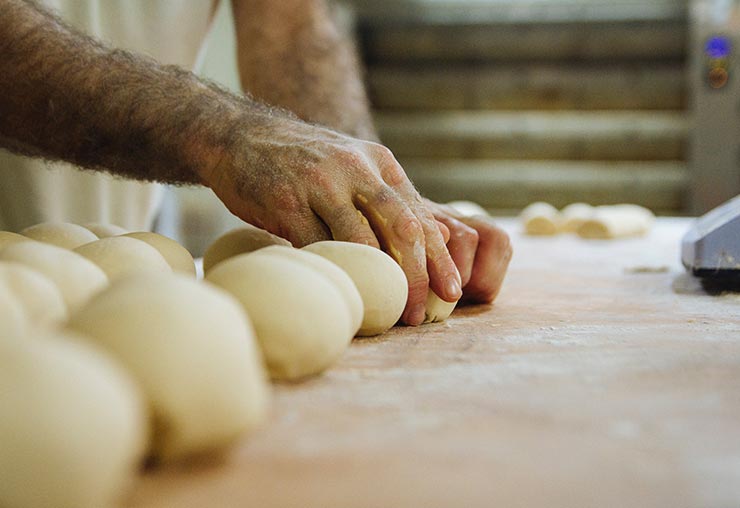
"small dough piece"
447,200,489,217
520,202,561,235
203,225,291,274
67,274,269,461
577,204,655,239
0,330,147,508
21,222,98,249
424,290,458,324
559,203,594,233
74,237,171,282
0,262,67,328
206,253,353,381
253,246,364,336
302,241,408,337
0,231,34,251
123,232,196,277
83,223,129,238
0,241,108,314
0,286,26,339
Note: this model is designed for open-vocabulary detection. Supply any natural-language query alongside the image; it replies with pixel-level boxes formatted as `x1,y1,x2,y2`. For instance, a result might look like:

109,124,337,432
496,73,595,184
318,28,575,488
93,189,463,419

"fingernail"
446,278,462,300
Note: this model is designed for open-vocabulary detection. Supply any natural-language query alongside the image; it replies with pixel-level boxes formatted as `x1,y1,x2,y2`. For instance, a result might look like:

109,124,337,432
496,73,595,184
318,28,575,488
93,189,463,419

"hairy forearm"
0,0,283,185
232,0,378,141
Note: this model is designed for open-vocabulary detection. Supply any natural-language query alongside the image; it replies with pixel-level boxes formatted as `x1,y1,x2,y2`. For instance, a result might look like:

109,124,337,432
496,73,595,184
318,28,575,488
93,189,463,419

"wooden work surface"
128,219,740,508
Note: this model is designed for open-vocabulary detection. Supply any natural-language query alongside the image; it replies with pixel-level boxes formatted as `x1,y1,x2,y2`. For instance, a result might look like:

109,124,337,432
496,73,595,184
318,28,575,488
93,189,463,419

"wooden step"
367,63,686,110
377,111,688,160
399,158,688,211
350,0,687,26
361,20,686,63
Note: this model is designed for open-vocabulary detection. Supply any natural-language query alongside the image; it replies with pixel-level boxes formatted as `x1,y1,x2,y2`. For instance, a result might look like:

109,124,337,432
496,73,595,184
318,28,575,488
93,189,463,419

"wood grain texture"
127,219,739,508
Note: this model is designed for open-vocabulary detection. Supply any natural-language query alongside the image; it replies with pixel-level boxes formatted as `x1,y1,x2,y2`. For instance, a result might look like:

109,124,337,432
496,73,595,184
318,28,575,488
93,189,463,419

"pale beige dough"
67,273,270,461
83,223,129,238
74,237,171,282
0,231,34,251
21,222,98,249
0,241,108,314
520,202,561,235
577,204,655,239
203,225,291,274
253,245,364,336
206,253,353,381
0,286,26,339
302,241,408,337
446,200,489,217
123,232,196,276
559,203,594,233
0,330,147,508
0,262,67,328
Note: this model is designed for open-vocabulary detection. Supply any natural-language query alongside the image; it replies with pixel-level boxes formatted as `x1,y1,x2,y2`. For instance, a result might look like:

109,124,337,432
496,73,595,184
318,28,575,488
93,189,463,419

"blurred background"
167,0,740,255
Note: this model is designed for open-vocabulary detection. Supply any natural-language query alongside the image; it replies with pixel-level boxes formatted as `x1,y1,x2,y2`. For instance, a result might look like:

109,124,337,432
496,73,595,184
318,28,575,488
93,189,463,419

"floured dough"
0,262,67,328
74,237,171,282
520,202,560,235
577,204,655,239
206,253,353,381
302,241,408,337
0,241,108,314
21,222,98,249
559,203,594,232
0,231,34,251
123,232,196,276
83,223,129,238
67,273,269,461
0,286,26,339
253,246,364,336
0,331,147,508
203,225,291,274
447,200,489,217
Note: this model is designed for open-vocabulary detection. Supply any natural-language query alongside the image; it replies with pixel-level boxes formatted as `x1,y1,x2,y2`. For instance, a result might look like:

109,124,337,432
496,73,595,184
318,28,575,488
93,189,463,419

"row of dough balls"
520,202,655,239
1,221,459,508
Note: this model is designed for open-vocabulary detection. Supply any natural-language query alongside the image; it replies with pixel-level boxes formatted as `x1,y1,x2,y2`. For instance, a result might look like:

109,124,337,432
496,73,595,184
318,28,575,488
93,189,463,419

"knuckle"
334,148,366,170
394,213,424,240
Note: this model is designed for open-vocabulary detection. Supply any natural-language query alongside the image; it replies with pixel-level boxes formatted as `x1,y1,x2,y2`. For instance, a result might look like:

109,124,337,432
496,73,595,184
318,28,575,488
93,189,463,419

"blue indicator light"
705,36,732,59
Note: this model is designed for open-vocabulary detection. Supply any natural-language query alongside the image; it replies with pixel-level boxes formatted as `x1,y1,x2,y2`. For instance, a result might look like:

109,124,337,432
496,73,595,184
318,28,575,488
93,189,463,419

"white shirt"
0,0,216,231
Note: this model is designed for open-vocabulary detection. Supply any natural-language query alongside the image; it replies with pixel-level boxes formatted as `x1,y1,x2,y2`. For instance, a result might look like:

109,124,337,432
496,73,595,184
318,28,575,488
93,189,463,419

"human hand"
198,115,461,325
422,199,512,304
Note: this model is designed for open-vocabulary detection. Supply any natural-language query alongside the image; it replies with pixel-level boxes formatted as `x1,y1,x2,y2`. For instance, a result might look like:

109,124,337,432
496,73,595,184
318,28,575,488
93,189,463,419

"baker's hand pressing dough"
0,231,34,251
206,253,353,381
520,202,561,235
254,246,364,336
74,237,171,282
83,223,129,238
123,232,196,277
21,222,99,249
0,262,67,328
0,241,108,314
0,331,147,508
67,274,269,461
577,204,654,239
302,241,408,336
203,225,291,274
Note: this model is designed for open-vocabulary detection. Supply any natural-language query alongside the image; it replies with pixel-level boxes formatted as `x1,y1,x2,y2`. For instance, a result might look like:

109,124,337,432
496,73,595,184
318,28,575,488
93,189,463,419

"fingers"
432,214,479,287
311,201,381,249
457,215,512,304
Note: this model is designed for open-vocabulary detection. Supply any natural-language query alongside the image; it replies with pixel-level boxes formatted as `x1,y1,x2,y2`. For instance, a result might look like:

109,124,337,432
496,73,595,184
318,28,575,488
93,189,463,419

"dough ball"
0,330,147,508
559,203,594,233
83,223,129,238
253,246,364,336
0,286,26,339
0,262,67,328
577,204,655,239
206,253,353,381
423,291,458,324
446,200,489,217
302,241,408,337
0,241,108,314
74,237,171,282
520,202,561,235
67,274,269,461
123,232,195,277
0,231,34,251
21,222,98,249
203,225,291,274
